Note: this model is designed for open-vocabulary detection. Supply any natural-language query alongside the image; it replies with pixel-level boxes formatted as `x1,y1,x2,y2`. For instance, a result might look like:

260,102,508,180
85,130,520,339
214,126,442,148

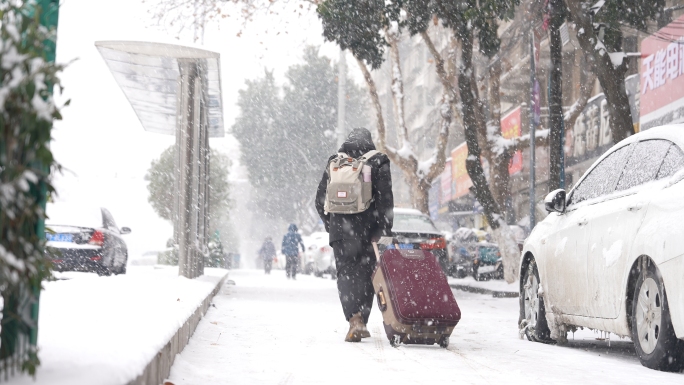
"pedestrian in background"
282,224,305,279
315,128,394,342
258,237,276,274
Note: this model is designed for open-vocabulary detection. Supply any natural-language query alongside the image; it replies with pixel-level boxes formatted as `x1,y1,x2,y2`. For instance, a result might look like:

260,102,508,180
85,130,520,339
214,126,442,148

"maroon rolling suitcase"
372,245,461,348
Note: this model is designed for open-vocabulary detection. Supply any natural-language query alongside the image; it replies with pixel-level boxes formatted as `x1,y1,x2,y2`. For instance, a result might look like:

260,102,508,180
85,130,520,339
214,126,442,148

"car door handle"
577,219,588,226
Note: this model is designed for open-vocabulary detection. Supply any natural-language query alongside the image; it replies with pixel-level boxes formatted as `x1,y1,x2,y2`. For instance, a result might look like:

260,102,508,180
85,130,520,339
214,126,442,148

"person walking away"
258,237,276,274
315,128,394,342
282,224,305,279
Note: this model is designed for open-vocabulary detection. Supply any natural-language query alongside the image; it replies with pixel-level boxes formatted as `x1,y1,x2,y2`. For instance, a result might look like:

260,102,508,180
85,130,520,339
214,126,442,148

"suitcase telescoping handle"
372,242,381,260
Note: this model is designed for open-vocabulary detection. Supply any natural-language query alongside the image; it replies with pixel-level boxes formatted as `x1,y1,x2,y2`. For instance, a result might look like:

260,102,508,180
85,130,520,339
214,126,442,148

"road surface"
167,269,684,384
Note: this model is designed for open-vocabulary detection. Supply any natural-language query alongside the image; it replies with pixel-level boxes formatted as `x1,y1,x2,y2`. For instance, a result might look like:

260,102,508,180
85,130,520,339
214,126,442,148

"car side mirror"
544,189,566,213
120,227,131,235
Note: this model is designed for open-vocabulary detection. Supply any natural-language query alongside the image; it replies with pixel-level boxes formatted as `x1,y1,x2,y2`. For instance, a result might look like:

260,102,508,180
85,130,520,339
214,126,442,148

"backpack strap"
359,150,379,161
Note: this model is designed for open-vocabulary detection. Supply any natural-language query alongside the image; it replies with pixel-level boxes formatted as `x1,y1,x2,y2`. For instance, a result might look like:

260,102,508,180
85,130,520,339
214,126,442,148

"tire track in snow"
372,325,385,363
446,347,498,384
278,372,293,385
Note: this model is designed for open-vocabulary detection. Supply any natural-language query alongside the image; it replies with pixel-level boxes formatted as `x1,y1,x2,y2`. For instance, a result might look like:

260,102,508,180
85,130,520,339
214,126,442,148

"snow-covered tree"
145,146,233,240
232,46,368,230
565,0,665,143
318,1,451,215
0,1,66,375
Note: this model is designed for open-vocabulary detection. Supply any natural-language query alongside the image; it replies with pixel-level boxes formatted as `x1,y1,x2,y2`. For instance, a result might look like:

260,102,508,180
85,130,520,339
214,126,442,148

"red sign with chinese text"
640,14,684,124
501,107,523,175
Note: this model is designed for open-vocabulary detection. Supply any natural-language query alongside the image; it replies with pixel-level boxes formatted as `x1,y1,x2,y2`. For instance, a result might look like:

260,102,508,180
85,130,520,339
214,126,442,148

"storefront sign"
440,161,452,205
641,14,684,130
501,107,523,175
565,75,639,166
451,143,472,199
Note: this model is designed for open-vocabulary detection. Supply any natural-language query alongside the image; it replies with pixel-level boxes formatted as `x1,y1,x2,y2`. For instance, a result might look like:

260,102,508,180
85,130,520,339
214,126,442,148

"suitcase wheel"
438,336,449,349
389,335,401,348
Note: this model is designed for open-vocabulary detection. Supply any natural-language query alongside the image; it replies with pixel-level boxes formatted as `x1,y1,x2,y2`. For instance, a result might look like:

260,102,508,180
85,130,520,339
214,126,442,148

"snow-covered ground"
168,269,683,384
8,265,228,385
448,276,518,293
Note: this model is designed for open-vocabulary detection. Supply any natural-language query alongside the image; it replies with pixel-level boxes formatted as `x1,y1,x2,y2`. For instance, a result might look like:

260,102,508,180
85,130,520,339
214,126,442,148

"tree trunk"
458,30,520,283
408,175,431,214
355,57,388,151
487,56,512,217
355,45,450,216
458,31,501,228
548,0,564,192
565,0,634,143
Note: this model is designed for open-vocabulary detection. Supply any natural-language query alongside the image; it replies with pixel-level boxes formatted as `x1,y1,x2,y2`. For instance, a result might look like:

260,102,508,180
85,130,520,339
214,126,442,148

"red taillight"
89,230,104,246
320,246,330,253
53,259,63,263
89,256,102,261
420,237,446,250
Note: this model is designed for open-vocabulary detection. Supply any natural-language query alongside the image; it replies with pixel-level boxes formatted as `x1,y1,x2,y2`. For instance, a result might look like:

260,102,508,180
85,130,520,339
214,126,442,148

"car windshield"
46,203,103,229
392,214,439,233
480,247,500,259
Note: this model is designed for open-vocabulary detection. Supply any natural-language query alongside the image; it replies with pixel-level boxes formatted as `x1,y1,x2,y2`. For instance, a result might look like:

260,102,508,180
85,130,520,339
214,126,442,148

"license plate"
46,233,73,242
388,244,414,250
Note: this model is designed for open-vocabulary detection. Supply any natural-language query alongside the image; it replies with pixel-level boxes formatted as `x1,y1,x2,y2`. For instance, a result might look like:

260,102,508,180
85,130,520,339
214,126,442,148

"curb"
127,273,230,385
449,283,519,298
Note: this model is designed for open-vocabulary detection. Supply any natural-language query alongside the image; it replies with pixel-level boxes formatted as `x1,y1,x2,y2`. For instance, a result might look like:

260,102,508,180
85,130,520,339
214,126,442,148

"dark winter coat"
259,240,276,261
281,224,305,256
315,128,394,245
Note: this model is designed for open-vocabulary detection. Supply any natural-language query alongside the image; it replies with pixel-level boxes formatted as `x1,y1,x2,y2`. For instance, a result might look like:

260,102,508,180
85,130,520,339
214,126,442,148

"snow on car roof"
46,203,104,228
569,124,684,195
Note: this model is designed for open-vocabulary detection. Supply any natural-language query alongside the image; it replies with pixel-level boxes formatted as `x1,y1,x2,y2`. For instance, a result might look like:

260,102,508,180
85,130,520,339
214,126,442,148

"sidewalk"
448,276,519,298
165,269,683,385
8,265,229,385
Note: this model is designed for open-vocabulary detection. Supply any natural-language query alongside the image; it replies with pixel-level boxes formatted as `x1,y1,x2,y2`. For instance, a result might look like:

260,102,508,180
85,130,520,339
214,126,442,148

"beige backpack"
324,150,379,214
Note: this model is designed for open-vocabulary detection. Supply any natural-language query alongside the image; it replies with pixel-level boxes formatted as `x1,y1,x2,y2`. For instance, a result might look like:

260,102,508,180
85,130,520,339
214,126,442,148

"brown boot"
360,323,371,338
345,313,365,342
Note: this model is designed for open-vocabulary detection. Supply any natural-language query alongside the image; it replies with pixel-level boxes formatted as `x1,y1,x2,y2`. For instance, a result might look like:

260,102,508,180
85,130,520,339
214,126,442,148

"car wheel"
96,264,112,277
520,258,552,343
117,252,128,275
494,262,504,280
630,262,684,371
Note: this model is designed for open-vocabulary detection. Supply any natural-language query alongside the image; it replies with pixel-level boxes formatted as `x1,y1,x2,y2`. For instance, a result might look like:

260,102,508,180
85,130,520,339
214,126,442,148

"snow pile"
7,266,228,385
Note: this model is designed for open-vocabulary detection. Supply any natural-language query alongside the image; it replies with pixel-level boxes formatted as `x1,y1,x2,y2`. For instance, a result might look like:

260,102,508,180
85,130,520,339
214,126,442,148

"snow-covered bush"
0,1,65,376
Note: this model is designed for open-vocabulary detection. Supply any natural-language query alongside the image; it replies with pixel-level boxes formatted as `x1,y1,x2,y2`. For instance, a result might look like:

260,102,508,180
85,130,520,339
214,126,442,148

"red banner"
451,143,472,199
501,107,523,175
640,14,684,128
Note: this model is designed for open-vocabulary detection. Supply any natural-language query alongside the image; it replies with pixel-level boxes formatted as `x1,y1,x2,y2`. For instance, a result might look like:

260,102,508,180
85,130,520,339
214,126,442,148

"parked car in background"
45,203,131,275
303,232,335,278
471,242,503,280
391,208,449,273
521,125,684,371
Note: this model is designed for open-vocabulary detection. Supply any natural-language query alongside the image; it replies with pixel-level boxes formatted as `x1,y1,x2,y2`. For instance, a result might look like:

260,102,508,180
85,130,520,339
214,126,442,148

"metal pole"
337,49,347,148
548,0,564,192
178,60,199,278
529,31,537,229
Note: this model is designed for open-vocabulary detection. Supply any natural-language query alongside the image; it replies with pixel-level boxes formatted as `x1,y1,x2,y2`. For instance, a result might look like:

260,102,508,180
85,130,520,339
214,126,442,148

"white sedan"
520,125,684,371
306,232,336,278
